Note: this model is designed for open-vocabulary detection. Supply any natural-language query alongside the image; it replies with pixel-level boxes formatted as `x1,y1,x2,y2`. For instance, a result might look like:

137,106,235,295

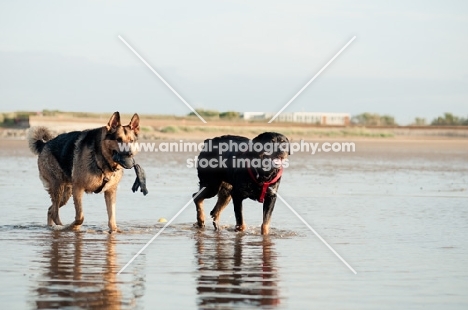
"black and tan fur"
28,112,140,232
193,132,289,235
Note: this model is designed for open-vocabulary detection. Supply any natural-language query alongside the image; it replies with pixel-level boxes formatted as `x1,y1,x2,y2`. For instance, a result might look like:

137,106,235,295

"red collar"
247,167,283,203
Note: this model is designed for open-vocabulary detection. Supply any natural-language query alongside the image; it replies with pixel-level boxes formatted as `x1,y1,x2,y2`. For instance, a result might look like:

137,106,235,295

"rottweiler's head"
252,132,289,171
103,111,140,169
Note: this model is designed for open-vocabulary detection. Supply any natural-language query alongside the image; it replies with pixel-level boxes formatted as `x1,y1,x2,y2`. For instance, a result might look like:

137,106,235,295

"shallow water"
0,139,467,309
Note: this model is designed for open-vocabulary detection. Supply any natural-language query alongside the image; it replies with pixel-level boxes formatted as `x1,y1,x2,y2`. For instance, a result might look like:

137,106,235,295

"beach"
0,133,467,309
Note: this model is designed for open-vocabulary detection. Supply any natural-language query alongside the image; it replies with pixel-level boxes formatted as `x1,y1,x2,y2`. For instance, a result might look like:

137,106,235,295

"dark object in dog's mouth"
112,150,135,169
132,164,148,195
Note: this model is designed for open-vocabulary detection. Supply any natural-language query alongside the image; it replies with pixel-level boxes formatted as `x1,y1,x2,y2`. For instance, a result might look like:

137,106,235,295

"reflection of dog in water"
193,132,290,235
33,232,128,309
194,233,281,307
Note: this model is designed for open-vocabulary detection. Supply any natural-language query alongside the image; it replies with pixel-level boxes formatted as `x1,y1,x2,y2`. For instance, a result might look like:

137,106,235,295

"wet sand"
0,138,467,309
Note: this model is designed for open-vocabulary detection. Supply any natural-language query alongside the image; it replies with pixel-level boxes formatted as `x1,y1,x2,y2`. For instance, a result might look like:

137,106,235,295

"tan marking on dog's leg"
53,184,72,225
261,208,272,235
47,205,54,226
210,194,231,231
72,187,85,228
104,187,118,232
48,186,63,226
260,196,276,235
194,185,221,228
60,185,72,207
233,197,246,232
210,182,232,230
193,191,206,228
235,224,246,232
52,209,63,226
195,199,205,228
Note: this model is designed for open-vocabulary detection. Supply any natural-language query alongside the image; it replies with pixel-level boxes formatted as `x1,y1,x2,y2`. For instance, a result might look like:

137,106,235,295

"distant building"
241,112,350,125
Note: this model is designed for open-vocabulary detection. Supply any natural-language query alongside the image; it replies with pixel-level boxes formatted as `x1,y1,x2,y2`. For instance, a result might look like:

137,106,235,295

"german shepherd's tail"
28,127,54,155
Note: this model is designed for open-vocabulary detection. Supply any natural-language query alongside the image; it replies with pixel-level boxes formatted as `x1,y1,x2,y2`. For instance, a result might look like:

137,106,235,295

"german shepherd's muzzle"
112,149,135,169
28,112,140,232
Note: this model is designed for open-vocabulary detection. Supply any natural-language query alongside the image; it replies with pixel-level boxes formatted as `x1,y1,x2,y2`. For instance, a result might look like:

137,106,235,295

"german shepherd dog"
28,112,139,232
193,132,289,235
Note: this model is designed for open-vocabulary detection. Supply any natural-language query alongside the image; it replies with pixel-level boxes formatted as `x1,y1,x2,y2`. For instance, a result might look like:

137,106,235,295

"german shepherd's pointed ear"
106,112,121,132
129,113,140,135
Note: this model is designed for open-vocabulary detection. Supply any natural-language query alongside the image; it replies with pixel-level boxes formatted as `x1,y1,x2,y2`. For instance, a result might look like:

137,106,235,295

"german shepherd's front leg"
104,187,118,233
72,187,85,229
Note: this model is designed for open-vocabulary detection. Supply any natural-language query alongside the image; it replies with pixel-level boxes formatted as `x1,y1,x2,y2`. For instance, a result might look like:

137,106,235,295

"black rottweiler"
193,132,289,235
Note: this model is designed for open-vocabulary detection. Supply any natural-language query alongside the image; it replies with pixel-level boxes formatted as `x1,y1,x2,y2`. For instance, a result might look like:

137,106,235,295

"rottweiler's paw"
71,218,84,228
213,221,220,231
71,224,82,231
235,224,246,232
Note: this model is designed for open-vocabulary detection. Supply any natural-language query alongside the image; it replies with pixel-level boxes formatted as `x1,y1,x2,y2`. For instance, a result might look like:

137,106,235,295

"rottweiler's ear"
252,135,265,148
251,134,266,157
107,112,121,131
129,113,140,135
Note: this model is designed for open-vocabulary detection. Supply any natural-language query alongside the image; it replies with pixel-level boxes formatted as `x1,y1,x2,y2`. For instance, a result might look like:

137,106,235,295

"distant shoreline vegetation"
351,112,468,127
188,109,240,119
0,109,467,128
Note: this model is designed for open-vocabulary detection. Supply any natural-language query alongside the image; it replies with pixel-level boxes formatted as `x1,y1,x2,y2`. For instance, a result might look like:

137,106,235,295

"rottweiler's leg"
193,185,218,228
104,187,118,233
210,183,232,231
261,195,277,235
72,187,85,228
193,188,206,228
233,196,246,232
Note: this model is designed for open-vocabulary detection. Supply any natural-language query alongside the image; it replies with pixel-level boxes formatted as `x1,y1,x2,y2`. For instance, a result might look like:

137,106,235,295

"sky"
0,0,467,124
